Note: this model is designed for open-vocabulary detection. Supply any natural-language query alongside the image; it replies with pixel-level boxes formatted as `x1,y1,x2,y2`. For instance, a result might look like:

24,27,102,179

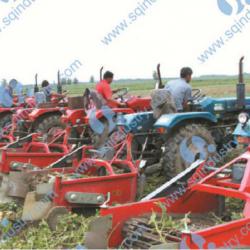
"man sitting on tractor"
0,79,24,107
165,67,193,112
41,80,52,102
96,71,126,108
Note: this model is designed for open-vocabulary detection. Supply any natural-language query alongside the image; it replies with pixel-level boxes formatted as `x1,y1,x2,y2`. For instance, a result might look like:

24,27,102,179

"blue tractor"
111,57,250,179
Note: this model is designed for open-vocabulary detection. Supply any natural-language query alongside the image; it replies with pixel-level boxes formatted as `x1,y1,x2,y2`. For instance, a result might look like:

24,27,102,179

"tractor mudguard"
153,112,217,130
116,112,156,133
61,109,85,125
28,108,63,122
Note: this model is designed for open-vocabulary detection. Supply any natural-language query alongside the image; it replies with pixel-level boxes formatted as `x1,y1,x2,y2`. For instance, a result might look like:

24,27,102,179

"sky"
0,0,249,84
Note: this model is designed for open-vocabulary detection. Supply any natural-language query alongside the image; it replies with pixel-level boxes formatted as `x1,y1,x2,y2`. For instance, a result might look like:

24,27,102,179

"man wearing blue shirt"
41,80,52,102
0,79,23,107
165,67,193,112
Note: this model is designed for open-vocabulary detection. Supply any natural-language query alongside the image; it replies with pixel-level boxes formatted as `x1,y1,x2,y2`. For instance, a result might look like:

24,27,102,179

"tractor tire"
35,114,65,134
0,113,12,134
15,121,29,137
162,123,215,180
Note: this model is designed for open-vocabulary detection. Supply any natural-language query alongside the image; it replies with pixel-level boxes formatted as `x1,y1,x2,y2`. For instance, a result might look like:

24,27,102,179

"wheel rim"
179,135,216,170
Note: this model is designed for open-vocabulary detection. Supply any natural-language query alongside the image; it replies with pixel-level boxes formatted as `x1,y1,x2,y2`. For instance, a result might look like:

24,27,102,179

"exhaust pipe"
100,66,104,81
34,74,39,93
237,56,245,109
57,70,62,94
157,64,164,89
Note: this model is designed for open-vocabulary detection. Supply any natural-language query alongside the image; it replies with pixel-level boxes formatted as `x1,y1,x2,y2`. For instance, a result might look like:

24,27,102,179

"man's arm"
112,88,124,94
103,86,126,107
183,87,192,110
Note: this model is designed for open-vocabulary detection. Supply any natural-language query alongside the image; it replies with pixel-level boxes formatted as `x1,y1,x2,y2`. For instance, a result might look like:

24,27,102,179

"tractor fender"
61,109,85,125
92,108,134,120
116,112,155,133
154,112,217,130
28,108,63,122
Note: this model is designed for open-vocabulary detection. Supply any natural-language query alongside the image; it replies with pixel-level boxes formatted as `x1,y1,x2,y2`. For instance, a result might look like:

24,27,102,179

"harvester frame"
85,148,250,249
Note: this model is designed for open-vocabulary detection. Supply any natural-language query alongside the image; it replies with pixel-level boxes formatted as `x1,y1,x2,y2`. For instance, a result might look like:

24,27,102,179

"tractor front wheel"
162,123,216,180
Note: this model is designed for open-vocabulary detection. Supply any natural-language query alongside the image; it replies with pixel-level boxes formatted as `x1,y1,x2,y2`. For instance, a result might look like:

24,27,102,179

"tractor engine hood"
154,112,217,130
198,96,250,114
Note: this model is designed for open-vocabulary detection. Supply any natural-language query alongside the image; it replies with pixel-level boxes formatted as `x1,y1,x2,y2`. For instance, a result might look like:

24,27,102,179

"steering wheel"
191,89,204,101
53,91,68,103
113,88,128,102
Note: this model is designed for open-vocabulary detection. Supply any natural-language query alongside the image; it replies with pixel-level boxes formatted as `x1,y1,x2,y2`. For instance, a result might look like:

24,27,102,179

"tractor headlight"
238,113,249,125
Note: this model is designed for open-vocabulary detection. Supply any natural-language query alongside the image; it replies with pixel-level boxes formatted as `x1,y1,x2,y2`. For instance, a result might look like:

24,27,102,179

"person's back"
0,86,13,108
0,79,18,108
166,79,192,111
41,80,52,102
165,67,193,111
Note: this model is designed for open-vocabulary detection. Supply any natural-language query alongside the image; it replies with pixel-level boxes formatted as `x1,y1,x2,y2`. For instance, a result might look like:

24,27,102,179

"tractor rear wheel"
162,123,215,180
35,114,65,141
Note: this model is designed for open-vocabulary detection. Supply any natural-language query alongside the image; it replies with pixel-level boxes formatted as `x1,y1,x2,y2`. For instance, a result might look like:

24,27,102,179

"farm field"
0,76,249,249
64,77,250,97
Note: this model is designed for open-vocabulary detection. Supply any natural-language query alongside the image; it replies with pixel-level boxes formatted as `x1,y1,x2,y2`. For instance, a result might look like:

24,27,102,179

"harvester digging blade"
142,160,204,201
85,215,113,249
0,175,13,203
7,172,30,198
22,191,53,221
0,171,32,203
46,206,68,231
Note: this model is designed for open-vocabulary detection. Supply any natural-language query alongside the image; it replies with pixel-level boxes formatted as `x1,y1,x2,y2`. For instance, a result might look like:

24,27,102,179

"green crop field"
63,77,250,97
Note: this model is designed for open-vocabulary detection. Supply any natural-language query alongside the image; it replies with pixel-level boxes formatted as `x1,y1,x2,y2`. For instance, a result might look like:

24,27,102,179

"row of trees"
62,76,96,84
61,78,79,85
88,72,158,83
2,72,158,86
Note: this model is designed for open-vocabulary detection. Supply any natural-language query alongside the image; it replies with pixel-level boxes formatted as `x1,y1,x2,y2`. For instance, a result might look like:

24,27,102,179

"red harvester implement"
85,148,250,249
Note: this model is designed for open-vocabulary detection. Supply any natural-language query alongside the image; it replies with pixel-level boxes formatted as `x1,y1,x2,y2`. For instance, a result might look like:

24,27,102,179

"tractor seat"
83,88,106,110
150,89,177,119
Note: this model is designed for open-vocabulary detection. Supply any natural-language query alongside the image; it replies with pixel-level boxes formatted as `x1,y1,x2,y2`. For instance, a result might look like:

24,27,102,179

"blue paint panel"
154,112,217,130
